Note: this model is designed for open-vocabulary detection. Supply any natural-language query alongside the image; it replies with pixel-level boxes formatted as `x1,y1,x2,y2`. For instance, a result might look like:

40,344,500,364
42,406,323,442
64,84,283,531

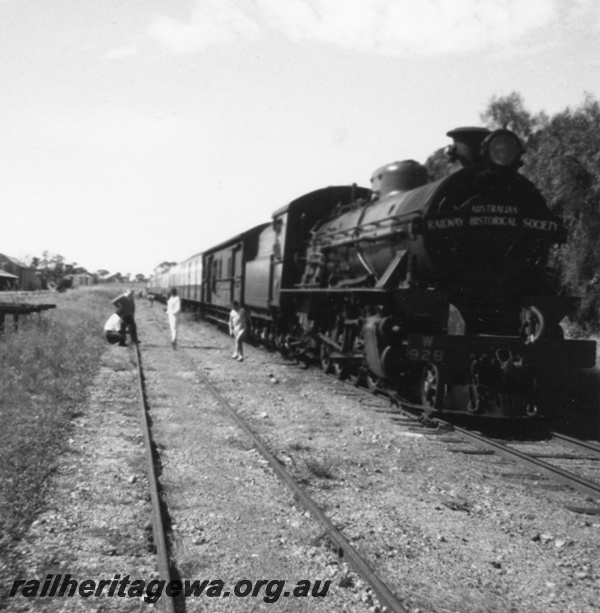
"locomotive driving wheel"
333,361,348,380
320,327,348,379
346,325,365,386
420,363,444,410
275,333,287,356
366,372,382,392
331,330,348,380
319,333,334,374
347,363,363,387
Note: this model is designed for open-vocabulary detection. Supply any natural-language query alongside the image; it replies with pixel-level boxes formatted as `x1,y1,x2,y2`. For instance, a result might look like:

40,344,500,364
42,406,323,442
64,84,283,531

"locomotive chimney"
446,127,490,167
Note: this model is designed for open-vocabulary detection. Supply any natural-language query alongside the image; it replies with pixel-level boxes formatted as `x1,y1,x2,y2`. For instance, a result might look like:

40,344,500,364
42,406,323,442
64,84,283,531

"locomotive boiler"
287,127,595,417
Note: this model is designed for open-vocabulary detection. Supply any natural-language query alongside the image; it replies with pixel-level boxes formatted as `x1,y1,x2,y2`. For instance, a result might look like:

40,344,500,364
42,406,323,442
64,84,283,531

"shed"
0,268,19,290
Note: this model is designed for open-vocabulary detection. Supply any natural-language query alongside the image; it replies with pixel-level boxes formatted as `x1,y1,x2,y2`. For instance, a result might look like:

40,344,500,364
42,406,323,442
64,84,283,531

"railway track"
439,423,600,502
550,431,600,458
133,308,410,613
315,360,600,508
304,357,600,517
366,388,600,513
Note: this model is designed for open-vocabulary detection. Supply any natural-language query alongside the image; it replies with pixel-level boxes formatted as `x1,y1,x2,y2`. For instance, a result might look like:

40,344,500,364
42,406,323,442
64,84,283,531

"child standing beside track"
166,288,181,349
229,301,249,362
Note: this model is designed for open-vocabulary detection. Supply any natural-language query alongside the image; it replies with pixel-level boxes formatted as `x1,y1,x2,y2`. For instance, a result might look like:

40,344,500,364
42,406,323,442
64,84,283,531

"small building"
72,273,95,288
0,254,42,291
0,268,18,290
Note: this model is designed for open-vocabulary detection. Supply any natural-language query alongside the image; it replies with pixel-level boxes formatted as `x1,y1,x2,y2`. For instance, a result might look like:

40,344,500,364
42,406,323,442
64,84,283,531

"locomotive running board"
280,287,388,294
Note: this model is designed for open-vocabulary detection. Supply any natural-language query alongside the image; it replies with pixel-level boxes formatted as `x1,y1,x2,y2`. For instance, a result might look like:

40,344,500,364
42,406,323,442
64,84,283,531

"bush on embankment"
0,288,118,541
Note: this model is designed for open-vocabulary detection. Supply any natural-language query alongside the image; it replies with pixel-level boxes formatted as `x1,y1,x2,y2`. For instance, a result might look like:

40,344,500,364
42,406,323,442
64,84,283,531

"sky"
1,0,599,277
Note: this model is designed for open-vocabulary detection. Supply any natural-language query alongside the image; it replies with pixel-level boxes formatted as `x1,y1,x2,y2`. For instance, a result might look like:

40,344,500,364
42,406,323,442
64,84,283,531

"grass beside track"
0,287,121,543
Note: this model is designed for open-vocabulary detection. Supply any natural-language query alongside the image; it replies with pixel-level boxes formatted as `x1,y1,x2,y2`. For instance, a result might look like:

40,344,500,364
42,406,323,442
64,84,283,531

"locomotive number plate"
407,335,444,362
408,348,444,362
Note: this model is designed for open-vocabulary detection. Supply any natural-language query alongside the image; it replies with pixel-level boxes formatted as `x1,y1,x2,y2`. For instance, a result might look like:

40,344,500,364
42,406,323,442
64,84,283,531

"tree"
425,146,457,181
28,252,91,289
29,251,67,288
480,92,542,141
155,261,178,273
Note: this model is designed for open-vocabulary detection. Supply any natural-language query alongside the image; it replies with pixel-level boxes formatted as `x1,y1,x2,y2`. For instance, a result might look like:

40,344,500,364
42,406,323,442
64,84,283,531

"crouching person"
104,313,127,346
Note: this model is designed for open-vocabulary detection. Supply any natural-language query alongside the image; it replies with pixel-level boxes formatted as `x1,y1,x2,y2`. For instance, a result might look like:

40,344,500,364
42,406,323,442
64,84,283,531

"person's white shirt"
167,295,181,315
104,313,122,332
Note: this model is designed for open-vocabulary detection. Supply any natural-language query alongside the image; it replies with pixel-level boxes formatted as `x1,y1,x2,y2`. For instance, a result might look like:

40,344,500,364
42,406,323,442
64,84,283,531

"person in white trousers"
166,288,181,349
229,300,249,362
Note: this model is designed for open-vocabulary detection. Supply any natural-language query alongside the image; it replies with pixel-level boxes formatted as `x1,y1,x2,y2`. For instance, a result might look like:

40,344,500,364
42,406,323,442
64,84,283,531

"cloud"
146,0,259,54
258,0,559,55
145,0,592,56
562,0,600,32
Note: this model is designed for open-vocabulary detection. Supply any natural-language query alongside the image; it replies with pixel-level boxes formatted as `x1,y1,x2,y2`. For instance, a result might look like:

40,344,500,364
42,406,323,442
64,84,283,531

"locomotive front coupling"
467,349,537,416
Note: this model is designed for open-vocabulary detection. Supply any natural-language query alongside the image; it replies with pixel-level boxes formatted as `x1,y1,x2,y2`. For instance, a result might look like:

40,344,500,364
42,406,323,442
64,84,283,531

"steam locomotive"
148,127,596,419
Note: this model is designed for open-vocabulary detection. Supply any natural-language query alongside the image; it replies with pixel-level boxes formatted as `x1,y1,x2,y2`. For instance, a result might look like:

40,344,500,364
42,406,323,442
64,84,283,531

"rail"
551,432,600,458
444,423,600,498
132,343,176,613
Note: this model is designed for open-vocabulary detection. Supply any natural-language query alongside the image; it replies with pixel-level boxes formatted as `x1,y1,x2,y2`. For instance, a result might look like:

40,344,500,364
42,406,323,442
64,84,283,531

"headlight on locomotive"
481,129,524,170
